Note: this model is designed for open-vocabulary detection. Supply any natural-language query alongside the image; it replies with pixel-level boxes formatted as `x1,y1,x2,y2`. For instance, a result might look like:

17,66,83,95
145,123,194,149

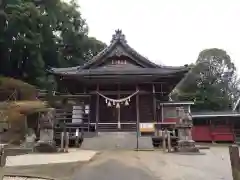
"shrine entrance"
97,91,138,132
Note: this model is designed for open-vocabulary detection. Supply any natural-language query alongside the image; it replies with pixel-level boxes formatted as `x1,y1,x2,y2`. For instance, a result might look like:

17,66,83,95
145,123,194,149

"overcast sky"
76,0,240,70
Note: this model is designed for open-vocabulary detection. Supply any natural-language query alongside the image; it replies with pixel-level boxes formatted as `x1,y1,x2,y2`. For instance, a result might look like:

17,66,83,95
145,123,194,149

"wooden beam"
117,84,121,129
152,84,157,122
89,90,168,95
161,105,164,122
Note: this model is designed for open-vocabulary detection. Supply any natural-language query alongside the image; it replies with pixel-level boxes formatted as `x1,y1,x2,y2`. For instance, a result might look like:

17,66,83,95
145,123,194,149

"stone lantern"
176,107,199,152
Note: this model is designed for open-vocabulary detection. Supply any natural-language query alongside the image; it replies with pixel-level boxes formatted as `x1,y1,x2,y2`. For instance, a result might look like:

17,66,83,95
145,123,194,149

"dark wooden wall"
90,95,96,123
120,95,136,123
81,83,167,125
139,95,154,123
99,95,118,123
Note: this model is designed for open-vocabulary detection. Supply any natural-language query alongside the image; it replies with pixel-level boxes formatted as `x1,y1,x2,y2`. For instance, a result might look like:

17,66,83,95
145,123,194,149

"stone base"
34,140,57,153
177,140,199,153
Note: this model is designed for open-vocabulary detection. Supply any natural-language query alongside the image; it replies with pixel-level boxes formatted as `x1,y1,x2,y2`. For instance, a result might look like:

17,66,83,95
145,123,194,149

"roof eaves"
81,41,116,69
192,113,240,118
169,65,194,97
46,66,82,74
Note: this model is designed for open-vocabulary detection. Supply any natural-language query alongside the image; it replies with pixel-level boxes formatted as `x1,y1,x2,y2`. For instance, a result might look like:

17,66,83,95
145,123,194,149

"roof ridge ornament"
111,29,127,43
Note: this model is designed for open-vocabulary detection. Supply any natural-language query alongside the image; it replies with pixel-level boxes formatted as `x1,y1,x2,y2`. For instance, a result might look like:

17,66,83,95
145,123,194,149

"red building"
154,100,240,143
190,97,240,143
191,111,240,143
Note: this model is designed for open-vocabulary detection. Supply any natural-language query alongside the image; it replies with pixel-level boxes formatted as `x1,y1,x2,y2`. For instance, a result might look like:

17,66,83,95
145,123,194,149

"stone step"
81,132,152,150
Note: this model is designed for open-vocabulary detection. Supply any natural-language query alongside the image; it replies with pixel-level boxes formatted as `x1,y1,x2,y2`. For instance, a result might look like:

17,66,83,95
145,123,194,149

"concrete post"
64,132,69,153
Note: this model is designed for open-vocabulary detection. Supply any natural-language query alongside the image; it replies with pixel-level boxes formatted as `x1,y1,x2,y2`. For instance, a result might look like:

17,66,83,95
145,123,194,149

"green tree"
173,48,240,111
0,0,106,88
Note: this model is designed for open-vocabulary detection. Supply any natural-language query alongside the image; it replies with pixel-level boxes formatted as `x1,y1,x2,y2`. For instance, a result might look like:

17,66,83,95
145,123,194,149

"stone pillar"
176,107,199,153
34,110,57,152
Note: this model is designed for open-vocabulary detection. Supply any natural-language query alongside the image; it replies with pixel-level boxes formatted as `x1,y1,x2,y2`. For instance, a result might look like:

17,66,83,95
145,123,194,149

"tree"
173,48,240,111
0,0,106,88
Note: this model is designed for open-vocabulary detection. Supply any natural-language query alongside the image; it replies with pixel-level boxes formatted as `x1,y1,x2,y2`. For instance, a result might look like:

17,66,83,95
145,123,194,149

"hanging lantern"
124,100,129,106
128,98,131,102
113,101,116,105
116,103,120,108
105,99,108,104
107,101,112,107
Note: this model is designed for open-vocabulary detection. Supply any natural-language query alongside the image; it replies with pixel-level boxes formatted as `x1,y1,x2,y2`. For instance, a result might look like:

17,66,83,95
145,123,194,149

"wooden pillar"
60,132,64,151
162,130,167,151
96,84,99,134
167,131,172,152
210,119,215,143
117,84,121,130
229,145,240,180
161,105,164,122
136,85,140,150
232,118,236,143
152,84,157,122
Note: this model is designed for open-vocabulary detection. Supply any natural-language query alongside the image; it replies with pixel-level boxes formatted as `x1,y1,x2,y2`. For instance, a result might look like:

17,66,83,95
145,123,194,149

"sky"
76,0,240,70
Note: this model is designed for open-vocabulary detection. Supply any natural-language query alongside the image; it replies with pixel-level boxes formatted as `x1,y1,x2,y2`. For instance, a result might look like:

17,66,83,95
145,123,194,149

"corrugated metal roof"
191,111,240,118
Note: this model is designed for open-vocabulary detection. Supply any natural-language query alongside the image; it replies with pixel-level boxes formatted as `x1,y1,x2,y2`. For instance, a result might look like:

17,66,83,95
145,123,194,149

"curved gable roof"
81,29,161,69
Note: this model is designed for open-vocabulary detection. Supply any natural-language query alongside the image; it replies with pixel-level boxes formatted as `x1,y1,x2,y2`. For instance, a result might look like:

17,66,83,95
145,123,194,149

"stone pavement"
81,132,153,150
5,149,97,167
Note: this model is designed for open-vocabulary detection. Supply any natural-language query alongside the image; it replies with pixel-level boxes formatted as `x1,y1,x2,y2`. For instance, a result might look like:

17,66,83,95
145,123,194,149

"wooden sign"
140,123,154,132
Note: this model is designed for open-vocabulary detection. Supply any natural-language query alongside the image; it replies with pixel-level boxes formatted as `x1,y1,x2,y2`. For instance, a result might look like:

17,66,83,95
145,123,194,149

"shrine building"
48,30,191,133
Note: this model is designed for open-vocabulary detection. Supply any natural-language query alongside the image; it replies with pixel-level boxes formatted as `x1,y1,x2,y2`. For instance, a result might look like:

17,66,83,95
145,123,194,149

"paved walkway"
5,149,97,167
81,132,153,150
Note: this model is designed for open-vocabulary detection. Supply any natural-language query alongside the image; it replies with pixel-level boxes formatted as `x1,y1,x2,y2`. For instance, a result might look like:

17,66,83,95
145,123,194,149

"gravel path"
3,147,232,180
73,147,232,180
2,132,233,180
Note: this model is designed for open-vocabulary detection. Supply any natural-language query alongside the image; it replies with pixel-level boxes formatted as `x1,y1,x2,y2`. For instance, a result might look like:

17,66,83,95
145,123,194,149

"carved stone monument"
34,109,57,152
21,128,36,149
176,107,199,153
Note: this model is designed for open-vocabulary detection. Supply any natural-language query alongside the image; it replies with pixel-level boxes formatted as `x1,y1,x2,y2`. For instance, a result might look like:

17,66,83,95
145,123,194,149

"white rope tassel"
116,103,120,108
97,90,139,103
97,90,139,108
